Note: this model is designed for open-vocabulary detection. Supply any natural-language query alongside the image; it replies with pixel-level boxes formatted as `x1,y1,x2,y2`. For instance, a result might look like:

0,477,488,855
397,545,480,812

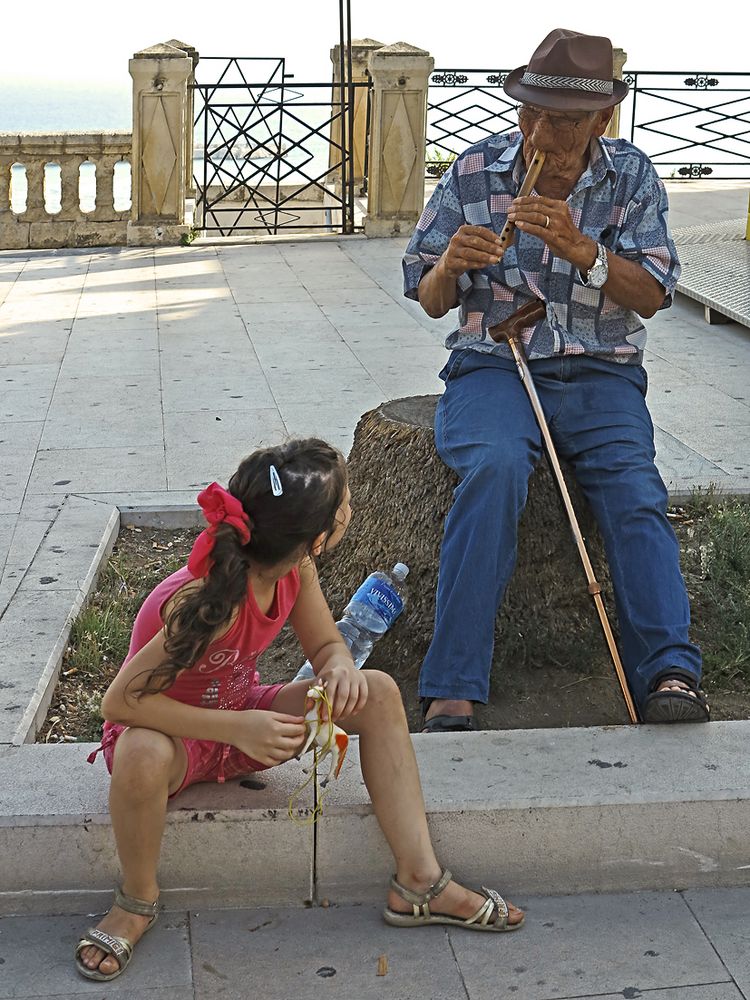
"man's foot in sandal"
421,699,478,734
384,867,524,931
75,887,159,981
642,673,710,723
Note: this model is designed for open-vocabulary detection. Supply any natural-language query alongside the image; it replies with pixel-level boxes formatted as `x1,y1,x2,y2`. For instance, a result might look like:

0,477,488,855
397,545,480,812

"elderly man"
403,28,709,731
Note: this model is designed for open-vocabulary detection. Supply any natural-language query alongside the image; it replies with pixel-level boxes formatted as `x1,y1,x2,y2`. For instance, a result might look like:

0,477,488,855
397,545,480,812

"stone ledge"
2,497,749,916
1,724,748,915
0,496,119,744
0,495,197,746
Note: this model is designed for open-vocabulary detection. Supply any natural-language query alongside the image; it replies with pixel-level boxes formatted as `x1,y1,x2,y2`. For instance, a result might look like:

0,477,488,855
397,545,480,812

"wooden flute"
496,148,546,252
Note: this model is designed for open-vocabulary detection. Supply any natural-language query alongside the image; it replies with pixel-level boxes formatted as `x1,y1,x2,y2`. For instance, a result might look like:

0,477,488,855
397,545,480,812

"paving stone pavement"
0,183,748,997
1,184,749,616
0,888,748,999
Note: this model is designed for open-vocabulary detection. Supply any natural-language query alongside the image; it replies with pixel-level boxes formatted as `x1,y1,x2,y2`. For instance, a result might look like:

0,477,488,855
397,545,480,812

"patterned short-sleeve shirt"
402,132,680,364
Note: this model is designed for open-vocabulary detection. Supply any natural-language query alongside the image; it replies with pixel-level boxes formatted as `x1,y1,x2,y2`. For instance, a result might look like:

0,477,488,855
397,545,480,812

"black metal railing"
427,68,750,180
192,56,370,236
621,71,750,179
426,69,516,178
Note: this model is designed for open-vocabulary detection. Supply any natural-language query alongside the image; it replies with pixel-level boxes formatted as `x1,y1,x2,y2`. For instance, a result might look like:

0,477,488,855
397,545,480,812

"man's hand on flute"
507,196,597,273
441,224,506,277
418,224,505,318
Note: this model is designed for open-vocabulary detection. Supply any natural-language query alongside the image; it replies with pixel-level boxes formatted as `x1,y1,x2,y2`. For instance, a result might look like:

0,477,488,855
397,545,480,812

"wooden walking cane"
488,150,640,724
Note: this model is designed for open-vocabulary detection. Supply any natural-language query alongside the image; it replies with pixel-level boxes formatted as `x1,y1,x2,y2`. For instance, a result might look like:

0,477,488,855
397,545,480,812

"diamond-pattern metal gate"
192,56,369,235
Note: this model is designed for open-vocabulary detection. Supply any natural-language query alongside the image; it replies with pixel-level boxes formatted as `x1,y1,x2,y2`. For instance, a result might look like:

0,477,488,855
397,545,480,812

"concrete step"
2,722,749,916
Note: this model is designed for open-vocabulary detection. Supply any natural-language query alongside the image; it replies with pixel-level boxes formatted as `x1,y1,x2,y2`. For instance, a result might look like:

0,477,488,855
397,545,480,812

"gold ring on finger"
544,215,550,229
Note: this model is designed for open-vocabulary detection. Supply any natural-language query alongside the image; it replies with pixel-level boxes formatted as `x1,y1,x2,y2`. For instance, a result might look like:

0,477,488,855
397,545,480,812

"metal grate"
673,220,750,325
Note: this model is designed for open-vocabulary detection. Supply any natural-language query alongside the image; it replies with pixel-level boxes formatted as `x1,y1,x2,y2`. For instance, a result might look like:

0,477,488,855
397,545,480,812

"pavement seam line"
537,984,737,1000
0,498,67,623
551,983,738,1000
338,237,406,310
154,249,170,492
186,907,198,996
213,246,281,425
32,251,92,462
0,253,90,595
680,890,746,998
445,926,472,1000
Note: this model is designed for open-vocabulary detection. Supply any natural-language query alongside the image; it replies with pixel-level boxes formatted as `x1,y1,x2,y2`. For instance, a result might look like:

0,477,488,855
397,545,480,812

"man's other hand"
440,224,505,279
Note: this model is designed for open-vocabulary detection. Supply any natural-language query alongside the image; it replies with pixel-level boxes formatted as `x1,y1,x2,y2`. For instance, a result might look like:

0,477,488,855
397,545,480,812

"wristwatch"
581,242,608,289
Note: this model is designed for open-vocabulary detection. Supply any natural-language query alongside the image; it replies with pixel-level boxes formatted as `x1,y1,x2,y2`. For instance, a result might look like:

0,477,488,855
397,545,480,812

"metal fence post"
330,39,383,195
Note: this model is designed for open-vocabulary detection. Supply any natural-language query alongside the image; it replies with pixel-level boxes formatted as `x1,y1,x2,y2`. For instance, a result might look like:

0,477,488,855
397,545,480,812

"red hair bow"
188,482,251,578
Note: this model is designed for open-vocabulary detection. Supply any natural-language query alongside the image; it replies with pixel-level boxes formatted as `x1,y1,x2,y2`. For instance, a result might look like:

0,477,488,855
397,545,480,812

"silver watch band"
582,242,607,286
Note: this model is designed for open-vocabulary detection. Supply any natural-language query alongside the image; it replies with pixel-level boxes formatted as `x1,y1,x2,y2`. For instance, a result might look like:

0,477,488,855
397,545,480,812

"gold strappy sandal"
383,868,523,932
75,886,160,981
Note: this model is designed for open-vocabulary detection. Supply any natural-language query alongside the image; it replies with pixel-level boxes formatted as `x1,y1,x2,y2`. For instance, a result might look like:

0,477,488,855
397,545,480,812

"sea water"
1,79,336,215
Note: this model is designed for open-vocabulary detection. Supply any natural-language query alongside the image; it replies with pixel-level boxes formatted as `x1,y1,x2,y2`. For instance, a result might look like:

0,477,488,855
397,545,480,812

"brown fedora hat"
504,28,628,111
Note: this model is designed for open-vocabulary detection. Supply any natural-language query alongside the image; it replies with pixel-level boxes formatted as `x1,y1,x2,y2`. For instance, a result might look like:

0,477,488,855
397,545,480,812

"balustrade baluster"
0,159,11,214
20,159,46,221
59,156,84,220
93,154,117,220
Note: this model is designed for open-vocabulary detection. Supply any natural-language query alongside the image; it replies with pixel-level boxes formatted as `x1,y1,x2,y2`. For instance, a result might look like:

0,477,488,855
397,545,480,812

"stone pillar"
364,42,434,238
330,38,383,193
128,42,193,245
166,39,199,202
605,48,628,140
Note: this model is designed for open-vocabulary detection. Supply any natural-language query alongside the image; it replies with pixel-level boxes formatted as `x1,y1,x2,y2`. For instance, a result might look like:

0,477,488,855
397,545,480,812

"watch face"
588,263,608,289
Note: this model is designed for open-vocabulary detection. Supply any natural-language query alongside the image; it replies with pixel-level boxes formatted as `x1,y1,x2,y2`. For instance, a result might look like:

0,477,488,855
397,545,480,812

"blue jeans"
419,349,702,710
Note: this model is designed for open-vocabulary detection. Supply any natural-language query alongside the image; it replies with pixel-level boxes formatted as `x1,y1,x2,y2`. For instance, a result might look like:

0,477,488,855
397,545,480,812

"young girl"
76,438,524,981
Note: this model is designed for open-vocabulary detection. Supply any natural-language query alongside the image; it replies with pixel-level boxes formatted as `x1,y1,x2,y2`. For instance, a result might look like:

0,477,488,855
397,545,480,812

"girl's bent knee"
361,670,403,710
111,728,177,791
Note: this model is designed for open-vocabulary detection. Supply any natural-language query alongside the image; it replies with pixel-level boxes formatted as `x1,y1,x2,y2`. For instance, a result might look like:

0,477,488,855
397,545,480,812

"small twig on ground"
559,675,612,689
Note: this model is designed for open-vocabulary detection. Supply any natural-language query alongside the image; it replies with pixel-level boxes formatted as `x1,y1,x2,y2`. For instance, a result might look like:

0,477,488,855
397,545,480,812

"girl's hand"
314,663,368,721
231,710,307,767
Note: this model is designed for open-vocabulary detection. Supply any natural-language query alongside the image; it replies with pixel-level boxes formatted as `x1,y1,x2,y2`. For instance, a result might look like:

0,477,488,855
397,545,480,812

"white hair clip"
269,464,283,496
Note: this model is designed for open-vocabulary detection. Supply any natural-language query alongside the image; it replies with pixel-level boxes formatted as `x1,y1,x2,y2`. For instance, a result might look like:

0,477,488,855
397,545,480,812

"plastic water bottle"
293,563,409,681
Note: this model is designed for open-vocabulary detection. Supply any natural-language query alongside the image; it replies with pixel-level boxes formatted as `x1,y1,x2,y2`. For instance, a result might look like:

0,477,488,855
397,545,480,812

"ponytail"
131,438,346,697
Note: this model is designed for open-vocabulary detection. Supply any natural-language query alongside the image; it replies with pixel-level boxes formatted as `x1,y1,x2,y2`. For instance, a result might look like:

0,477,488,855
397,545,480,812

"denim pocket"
439,348,471,383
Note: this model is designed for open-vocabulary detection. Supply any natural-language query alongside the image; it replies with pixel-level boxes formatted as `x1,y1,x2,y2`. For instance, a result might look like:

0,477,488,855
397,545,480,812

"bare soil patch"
38,497,750,743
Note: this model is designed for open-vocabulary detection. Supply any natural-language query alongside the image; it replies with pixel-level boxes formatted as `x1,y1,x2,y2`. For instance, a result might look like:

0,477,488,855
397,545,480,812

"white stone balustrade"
0,132,131,249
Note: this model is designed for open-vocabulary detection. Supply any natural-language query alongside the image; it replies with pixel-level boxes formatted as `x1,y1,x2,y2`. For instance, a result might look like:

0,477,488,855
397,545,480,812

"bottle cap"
392,562,409,581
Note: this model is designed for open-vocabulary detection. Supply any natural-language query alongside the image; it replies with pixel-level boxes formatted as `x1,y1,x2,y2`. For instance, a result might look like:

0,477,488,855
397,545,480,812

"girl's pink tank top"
122,565,300,710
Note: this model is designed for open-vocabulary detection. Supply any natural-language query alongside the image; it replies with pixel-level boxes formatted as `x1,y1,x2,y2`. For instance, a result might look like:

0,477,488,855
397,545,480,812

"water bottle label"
351,577,404,628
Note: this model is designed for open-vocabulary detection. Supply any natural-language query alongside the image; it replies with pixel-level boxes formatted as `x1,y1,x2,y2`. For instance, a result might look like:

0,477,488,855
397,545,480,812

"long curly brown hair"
133,438,347,697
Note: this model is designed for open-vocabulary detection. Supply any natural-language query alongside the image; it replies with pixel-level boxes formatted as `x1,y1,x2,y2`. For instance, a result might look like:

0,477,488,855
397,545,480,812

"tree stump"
318,395,630,728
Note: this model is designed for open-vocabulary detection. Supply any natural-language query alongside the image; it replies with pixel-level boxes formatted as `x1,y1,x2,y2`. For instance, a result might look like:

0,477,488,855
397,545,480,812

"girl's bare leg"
79,728,188,975
272,674,523,923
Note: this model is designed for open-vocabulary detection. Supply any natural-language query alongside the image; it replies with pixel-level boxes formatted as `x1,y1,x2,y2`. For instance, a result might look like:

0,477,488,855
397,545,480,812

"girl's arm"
288,558,368,720
101,628,306,766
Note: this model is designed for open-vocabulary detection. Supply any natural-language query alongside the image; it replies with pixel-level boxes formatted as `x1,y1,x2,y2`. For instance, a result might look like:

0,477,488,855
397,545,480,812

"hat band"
520,71,613,96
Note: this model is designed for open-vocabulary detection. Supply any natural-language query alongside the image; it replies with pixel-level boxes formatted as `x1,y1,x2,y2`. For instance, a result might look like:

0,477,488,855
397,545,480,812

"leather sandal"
383,868,523,932
75,885,159,981
421,714,478,733
642,671,710,723
420,698,478,734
